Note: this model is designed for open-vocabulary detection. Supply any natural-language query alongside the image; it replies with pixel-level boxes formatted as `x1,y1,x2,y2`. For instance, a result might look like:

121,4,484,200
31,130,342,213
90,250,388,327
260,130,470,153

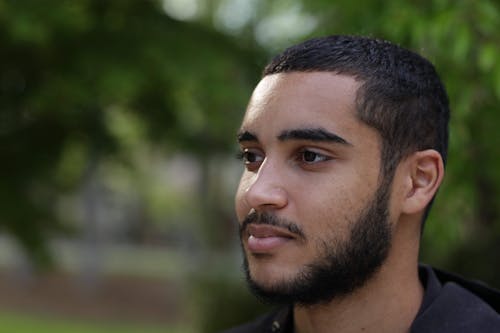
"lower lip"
247,235,291,253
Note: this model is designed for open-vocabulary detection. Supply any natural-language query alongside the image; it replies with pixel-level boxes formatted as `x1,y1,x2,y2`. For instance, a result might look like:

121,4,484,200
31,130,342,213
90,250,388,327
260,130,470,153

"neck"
293,222,423,333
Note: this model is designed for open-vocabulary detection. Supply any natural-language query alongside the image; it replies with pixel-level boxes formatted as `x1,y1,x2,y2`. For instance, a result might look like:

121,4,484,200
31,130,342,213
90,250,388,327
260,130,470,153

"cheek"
299,185,359,236
235,176,250,222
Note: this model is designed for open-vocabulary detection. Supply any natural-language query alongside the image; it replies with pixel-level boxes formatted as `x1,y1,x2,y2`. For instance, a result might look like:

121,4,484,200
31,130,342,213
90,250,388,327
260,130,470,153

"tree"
0,0,264,267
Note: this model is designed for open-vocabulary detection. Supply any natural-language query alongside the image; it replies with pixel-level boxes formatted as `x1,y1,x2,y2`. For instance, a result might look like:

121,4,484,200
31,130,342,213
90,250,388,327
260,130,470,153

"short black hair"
263,35,450,219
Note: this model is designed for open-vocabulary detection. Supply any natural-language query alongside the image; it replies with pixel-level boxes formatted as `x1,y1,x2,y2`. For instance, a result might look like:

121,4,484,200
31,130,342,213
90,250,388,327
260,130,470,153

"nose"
244,160,288,211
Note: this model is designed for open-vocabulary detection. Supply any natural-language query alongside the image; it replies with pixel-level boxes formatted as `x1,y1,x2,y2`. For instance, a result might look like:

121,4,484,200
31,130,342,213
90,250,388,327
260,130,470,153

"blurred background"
1,0,499,332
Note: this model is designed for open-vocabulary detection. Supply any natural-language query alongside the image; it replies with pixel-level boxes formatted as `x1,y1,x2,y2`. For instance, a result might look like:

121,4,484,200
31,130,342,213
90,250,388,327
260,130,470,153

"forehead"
241,72,370,144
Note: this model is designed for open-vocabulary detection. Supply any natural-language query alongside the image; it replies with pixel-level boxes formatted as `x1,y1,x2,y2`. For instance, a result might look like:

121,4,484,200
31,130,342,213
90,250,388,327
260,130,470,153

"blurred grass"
0,312,193,333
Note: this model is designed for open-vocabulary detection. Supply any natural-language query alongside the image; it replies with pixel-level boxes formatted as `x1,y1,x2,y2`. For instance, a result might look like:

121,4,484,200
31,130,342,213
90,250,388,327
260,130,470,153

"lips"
246,224,296,253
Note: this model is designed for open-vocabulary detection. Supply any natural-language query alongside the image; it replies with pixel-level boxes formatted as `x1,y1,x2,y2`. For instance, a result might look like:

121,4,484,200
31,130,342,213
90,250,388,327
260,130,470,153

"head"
264,35,449,192
235,35,449,305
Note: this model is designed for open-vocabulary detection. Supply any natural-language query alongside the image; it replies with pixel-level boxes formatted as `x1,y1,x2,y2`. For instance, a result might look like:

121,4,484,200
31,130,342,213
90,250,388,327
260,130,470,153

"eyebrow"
237,131,258,143
278,127,351,145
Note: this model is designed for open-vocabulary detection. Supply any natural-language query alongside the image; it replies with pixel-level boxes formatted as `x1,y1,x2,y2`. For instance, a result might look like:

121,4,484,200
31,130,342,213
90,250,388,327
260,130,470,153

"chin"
247,259,298,287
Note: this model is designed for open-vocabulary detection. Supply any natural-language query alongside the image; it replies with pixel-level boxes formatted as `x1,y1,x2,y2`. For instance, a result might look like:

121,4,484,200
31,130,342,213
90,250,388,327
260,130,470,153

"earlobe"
402,150,444,215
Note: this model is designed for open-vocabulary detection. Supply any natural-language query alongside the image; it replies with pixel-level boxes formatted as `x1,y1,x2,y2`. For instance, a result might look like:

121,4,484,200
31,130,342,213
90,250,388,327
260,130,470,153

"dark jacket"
222,265,500,333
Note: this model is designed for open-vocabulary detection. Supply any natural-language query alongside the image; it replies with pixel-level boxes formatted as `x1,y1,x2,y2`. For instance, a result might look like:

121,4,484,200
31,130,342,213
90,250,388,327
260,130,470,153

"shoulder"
412,265,500,332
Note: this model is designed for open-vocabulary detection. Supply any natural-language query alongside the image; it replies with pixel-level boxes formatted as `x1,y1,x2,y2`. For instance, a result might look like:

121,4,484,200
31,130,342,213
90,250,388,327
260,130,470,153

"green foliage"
0,312,187,333
189,271,272,333
1,0,499,291
0,0,263,266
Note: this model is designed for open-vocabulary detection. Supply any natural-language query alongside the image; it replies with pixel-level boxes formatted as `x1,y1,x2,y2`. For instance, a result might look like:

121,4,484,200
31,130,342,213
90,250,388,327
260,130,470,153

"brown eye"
238,149,264,171
299,149,330,164
303,150,318,162
243,151,259,163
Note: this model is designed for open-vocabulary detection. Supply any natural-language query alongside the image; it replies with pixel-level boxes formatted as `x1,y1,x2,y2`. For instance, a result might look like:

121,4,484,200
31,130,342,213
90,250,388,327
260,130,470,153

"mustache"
240,211,305,239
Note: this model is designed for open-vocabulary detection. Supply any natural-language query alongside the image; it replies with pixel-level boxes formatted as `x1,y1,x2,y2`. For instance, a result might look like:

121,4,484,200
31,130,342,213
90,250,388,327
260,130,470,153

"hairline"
261,69,400,186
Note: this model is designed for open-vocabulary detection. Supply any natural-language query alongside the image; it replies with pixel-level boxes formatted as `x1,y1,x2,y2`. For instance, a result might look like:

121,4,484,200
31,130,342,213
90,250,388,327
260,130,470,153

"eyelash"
235,150,248,161
236,148,331,170
296,149,330,164
236,149,263,165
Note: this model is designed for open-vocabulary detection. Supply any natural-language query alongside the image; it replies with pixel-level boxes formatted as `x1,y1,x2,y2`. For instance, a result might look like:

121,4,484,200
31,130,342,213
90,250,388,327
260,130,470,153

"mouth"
245,224,296,253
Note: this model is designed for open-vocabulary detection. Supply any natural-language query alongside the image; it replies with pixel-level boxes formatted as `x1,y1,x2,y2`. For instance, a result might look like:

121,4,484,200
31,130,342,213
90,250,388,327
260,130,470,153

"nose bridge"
245,157,287,209
254,157,280,187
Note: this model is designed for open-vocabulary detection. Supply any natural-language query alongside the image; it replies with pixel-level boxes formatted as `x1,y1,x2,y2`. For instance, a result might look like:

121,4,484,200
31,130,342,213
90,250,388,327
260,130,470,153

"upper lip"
246,224,296,239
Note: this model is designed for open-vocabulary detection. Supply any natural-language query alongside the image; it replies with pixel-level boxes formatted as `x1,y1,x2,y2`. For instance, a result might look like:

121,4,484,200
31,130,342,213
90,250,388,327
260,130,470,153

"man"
225,35,500,332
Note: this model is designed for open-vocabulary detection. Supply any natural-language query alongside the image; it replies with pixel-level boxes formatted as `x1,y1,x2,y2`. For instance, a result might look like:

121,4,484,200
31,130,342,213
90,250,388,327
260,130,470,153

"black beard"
240,182,392,306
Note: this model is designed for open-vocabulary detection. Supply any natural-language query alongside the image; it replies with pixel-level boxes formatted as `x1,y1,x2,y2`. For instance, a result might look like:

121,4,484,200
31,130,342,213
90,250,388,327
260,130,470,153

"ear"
401,150,444,215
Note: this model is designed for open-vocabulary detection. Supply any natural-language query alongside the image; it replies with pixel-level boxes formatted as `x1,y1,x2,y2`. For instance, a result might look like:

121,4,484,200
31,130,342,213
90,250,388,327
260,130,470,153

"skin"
236,72,381,285
235,72,444,333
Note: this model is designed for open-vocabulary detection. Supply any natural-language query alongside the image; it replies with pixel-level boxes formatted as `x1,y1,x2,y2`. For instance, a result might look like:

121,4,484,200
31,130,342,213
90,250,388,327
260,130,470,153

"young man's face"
235,72,395,304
